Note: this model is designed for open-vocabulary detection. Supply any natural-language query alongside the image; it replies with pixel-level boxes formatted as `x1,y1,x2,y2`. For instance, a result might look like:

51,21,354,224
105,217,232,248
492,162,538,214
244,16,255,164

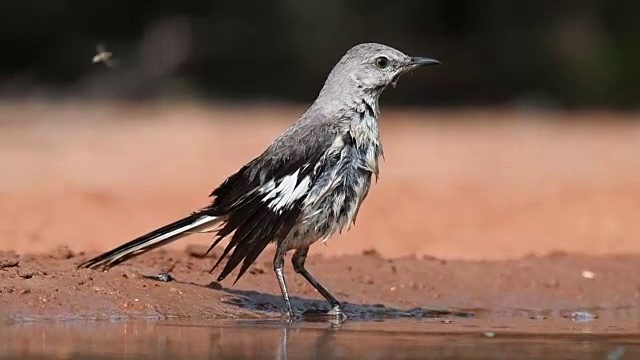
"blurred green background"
0,0,637,109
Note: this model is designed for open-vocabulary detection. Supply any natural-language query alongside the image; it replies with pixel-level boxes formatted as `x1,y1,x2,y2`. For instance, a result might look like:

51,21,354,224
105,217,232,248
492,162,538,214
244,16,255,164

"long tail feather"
78,213,220,270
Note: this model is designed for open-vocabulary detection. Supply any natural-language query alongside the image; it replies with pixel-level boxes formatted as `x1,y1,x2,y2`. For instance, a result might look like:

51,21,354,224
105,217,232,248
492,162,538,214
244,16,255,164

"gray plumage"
79,43,440,319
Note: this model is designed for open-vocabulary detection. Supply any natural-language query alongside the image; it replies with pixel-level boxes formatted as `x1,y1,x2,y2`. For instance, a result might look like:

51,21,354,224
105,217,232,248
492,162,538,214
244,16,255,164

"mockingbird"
79,42,440,318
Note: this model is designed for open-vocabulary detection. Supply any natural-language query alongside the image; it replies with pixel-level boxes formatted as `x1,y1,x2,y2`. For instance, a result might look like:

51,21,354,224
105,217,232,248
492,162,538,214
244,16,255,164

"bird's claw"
300,305,347,323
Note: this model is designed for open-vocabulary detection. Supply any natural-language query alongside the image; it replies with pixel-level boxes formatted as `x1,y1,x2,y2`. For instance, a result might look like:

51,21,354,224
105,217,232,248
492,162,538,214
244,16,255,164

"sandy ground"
1,102,640,323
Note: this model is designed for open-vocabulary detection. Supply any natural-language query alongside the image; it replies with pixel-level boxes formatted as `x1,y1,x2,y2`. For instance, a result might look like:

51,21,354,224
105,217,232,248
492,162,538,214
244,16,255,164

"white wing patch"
260,169,311,212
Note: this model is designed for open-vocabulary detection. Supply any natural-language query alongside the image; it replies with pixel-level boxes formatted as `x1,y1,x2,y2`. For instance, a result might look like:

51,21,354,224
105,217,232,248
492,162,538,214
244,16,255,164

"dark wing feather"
201,121,336,284
232,196,302,284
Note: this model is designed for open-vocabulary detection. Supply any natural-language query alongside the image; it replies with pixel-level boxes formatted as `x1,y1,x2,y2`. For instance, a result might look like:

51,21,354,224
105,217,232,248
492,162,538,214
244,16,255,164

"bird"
78,42,440,319
92,43,116,67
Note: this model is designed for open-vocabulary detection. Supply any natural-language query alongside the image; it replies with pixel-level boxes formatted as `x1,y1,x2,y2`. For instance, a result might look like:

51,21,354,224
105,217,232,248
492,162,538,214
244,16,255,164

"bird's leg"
292,247,344,316
273,247,295,318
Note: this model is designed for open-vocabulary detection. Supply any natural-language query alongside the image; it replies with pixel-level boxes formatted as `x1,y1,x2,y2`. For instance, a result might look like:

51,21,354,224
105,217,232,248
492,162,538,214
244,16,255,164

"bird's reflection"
276,318,343,360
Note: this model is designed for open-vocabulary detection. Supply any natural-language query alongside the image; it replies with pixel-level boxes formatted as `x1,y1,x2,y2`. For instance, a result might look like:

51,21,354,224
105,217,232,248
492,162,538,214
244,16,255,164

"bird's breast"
351,104,383,178
295,125,382,245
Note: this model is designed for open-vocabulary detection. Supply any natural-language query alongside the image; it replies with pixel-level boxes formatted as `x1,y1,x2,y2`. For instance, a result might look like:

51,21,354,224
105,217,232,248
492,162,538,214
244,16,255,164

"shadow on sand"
163,273,474,322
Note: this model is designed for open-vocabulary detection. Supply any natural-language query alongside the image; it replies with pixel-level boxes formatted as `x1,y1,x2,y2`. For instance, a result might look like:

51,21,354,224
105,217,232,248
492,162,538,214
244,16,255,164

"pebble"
157,273,174,282
362,249,380,257
207,281,223,290
18,269,38,279
581,270,595,279
0,258,19,269
570,311,597,322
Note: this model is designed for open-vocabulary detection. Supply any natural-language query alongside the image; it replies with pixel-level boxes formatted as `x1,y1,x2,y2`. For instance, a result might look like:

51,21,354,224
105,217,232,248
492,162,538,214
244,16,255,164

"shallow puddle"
1,312,640,359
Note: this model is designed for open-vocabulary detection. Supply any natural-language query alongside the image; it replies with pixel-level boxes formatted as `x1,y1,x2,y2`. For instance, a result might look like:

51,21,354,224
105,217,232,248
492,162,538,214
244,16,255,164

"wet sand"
1,102,640,324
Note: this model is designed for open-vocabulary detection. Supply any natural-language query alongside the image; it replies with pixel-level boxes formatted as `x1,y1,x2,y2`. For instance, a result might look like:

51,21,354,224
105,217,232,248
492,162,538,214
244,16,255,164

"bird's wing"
202,121,338,283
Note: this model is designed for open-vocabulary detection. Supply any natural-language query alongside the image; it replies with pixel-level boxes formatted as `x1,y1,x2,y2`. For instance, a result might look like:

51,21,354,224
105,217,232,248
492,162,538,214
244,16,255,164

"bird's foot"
279,312,297,324
301,304,347,323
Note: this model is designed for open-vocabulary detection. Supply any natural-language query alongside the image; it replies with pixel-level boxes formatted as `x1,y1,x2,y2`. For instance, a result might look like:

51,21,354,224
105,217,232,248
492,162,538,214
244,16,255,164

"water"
1,314,639,359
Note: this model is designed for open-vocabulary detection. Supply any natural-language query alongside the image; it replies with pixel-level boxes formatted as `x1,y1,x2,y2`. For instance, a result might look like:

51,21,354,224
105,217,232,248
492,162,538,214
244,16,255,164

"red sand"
1,102,639,321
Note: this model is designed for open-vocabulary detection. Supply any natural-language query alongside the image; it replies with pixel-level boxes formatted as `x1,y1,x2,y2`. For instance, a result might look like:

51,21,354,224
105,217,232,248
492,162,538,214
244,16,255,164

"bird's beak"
391,56,440,88
408,57,441,67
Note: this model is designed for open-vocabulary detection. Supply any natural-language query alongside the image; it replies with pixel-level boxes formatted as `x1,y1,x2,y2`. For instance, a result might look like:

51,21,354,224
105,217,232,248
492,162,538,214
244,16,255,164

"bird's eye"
374,56,389,69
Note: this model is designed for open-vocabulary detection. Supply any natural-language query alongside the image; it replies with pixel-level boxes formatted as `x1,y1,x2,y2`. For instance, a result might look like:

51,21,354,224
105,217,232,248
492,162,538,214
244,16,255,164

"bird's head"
331,43,440,93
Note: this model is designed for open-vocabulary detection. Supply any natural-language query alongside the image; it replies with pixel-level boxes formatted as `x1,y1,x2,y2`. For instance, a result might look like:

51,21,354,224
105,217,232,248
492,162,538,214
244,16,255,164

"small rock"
19,289,31,295
207,281,223,290
362,248,380,257
142,273,174,282
581,270,595,279
156,273,174,282
483,332,496,338
390,286,397,292
569,311,597,323
0,258,19,269
18,269,38,279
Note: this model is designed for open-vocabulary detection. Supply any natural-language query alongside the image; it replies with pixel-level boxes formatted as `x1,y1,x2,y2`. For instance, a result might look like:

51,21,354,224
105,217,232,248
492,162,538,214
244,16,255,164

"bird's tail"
78,212,221,270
